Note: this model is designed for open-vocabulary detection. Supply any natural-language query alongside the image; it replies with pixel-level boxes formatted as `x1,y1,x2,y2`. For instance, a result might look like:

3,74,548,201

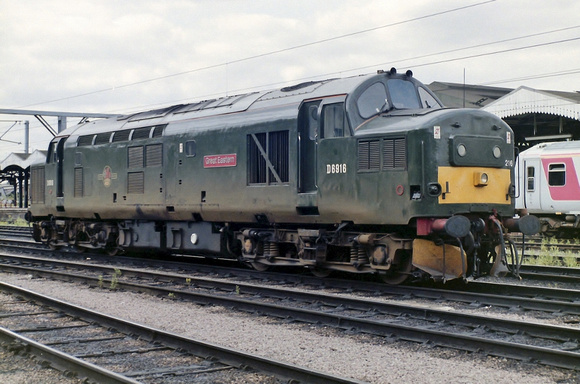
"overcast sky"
1,0,579,158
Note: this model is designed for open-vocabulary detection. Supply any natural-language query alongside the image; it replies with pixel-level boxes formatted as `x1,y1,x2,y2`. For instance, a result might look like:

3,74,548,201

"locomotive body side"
516,141,580,237
28,69,539,283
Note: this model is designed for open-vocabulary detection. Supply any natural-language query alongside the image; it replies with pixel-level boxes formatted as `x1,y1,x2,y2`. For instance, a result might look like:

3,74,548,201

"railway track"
0,225,33,239
1,242,579,312
0,282,361,384
2,225,579,279
2,227,580,288
0,252,579,371
517,264,580,285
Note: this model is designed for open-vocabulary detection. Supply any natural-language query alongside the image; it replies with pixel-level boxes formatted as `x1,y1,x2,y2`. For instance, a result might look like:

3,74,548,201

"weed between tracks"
524,238,580,267
0,218,28,226
97,269,123,290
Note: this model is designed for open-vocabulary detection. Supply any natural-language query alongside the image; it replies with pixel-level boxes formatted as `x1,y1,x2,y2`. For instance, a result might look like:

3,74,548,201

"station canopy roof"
481,86,580,121
0,150,46,172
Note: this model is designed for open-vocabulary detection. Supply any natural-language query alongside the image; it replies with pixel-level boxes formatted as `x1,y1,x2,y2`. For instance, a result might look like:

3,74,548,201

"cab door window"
47,140,58,163
322,103,349,138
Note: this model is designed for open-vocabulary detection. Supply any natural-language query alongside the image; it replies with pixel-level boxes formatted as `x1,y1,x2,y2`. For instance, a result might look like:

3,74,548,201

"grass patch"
524,238,580,267
0,218,28,226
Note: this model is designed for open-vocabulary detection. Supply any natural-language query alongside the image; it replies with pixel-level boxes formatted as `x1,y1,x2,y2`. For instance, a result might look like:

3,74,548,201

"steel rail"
517,265,580,285
2,235,579,291
519,265,580,277
0,282,366,384
1,263,579,370
1,252,579,314
0,327,140,384
455,280,580,302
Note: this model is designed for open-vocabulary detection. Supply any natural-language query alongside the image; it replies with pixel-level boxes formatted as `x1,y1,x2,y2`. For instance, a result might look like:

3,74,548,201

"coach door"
523,159,540,210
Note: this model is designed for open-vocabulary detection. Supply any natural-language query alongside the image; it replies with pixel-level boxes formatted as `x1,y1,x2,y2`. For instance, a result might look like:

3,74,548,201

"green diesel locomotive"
28,68,539,284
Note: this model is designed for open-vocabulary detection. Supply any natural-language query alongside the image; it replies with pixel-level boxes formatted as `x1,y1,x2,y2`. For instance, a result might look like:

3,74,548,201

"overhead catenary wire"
3,1,580,154
4,33,579,155
118,33,580,115
16,1,496,109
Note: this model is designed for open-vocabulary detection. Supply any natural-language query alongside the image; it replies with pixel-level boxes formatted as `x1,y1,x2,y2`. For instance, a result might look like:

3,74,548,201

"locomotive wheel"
379,253,413,285
310,267,332,278
71,245,86,253
105,246,121,256
250,262,270,272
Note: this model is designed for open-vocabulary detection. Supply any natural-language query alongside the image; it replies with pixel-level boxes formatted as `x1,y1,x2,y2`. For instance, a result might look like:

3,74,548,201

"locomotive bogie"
237,226,414,281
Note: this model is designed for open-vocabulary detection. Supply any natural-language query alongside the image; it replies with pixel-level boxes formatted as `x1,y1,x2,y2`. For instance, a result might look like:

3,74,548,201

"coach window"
185,140,196,157
357,82,387,119
548,163,566,186
322,103,348,138
527,166,535,191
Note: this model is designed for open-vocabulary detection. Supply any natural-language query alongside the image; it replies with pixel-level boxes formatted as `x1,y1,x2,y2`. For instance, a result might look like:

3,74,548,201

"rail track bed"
0,250,579,373
0,225,33,239
2,233,580,381
0,282,359,384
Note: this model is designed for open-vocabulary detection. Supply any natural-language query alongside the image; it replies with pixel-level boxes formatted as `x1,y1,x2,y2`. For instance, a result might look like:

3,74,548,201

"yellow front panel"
438,166,511,205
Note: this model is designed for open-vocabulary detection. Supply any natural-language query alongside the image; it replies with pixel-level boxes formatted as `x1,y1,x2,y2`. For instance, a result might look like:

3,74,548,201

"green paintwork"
30,71,515,230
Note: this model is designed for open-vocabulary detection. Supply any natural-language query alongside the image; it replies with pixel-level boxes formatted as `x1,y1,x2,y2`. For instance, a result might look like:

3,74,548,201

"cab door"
44,137,68,211
296,100,321,214
298,100,320,194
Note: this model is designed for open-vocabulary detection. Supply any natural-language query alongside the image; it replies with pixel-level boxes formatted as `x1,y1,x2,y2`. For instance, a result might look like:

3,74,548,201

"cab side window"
47,141,58,163
322,103,349,138
418,87,441,109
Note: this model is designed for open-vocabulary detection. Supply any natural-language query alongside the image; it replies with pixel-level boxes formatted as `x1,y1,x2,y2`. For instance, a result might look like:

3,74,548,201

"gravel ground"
0,347,85,384
0,272,578,384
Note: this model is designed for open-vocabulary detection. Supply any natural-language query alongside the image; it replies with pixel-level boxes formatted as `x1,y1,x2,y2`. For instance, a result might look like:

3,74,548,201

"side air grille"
152,125,165,138
30,166,45,204
146,144,163,167
247,130,289,185
77,135,94,147
94,132,111,145
132,127,151,140
248,133,267,184
74,168,83,197
268,130,289,183
127,172,144,194
112,129,132,142
128,146,144,168
358,137,406,172
383,138,406,169
358,140,381,171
